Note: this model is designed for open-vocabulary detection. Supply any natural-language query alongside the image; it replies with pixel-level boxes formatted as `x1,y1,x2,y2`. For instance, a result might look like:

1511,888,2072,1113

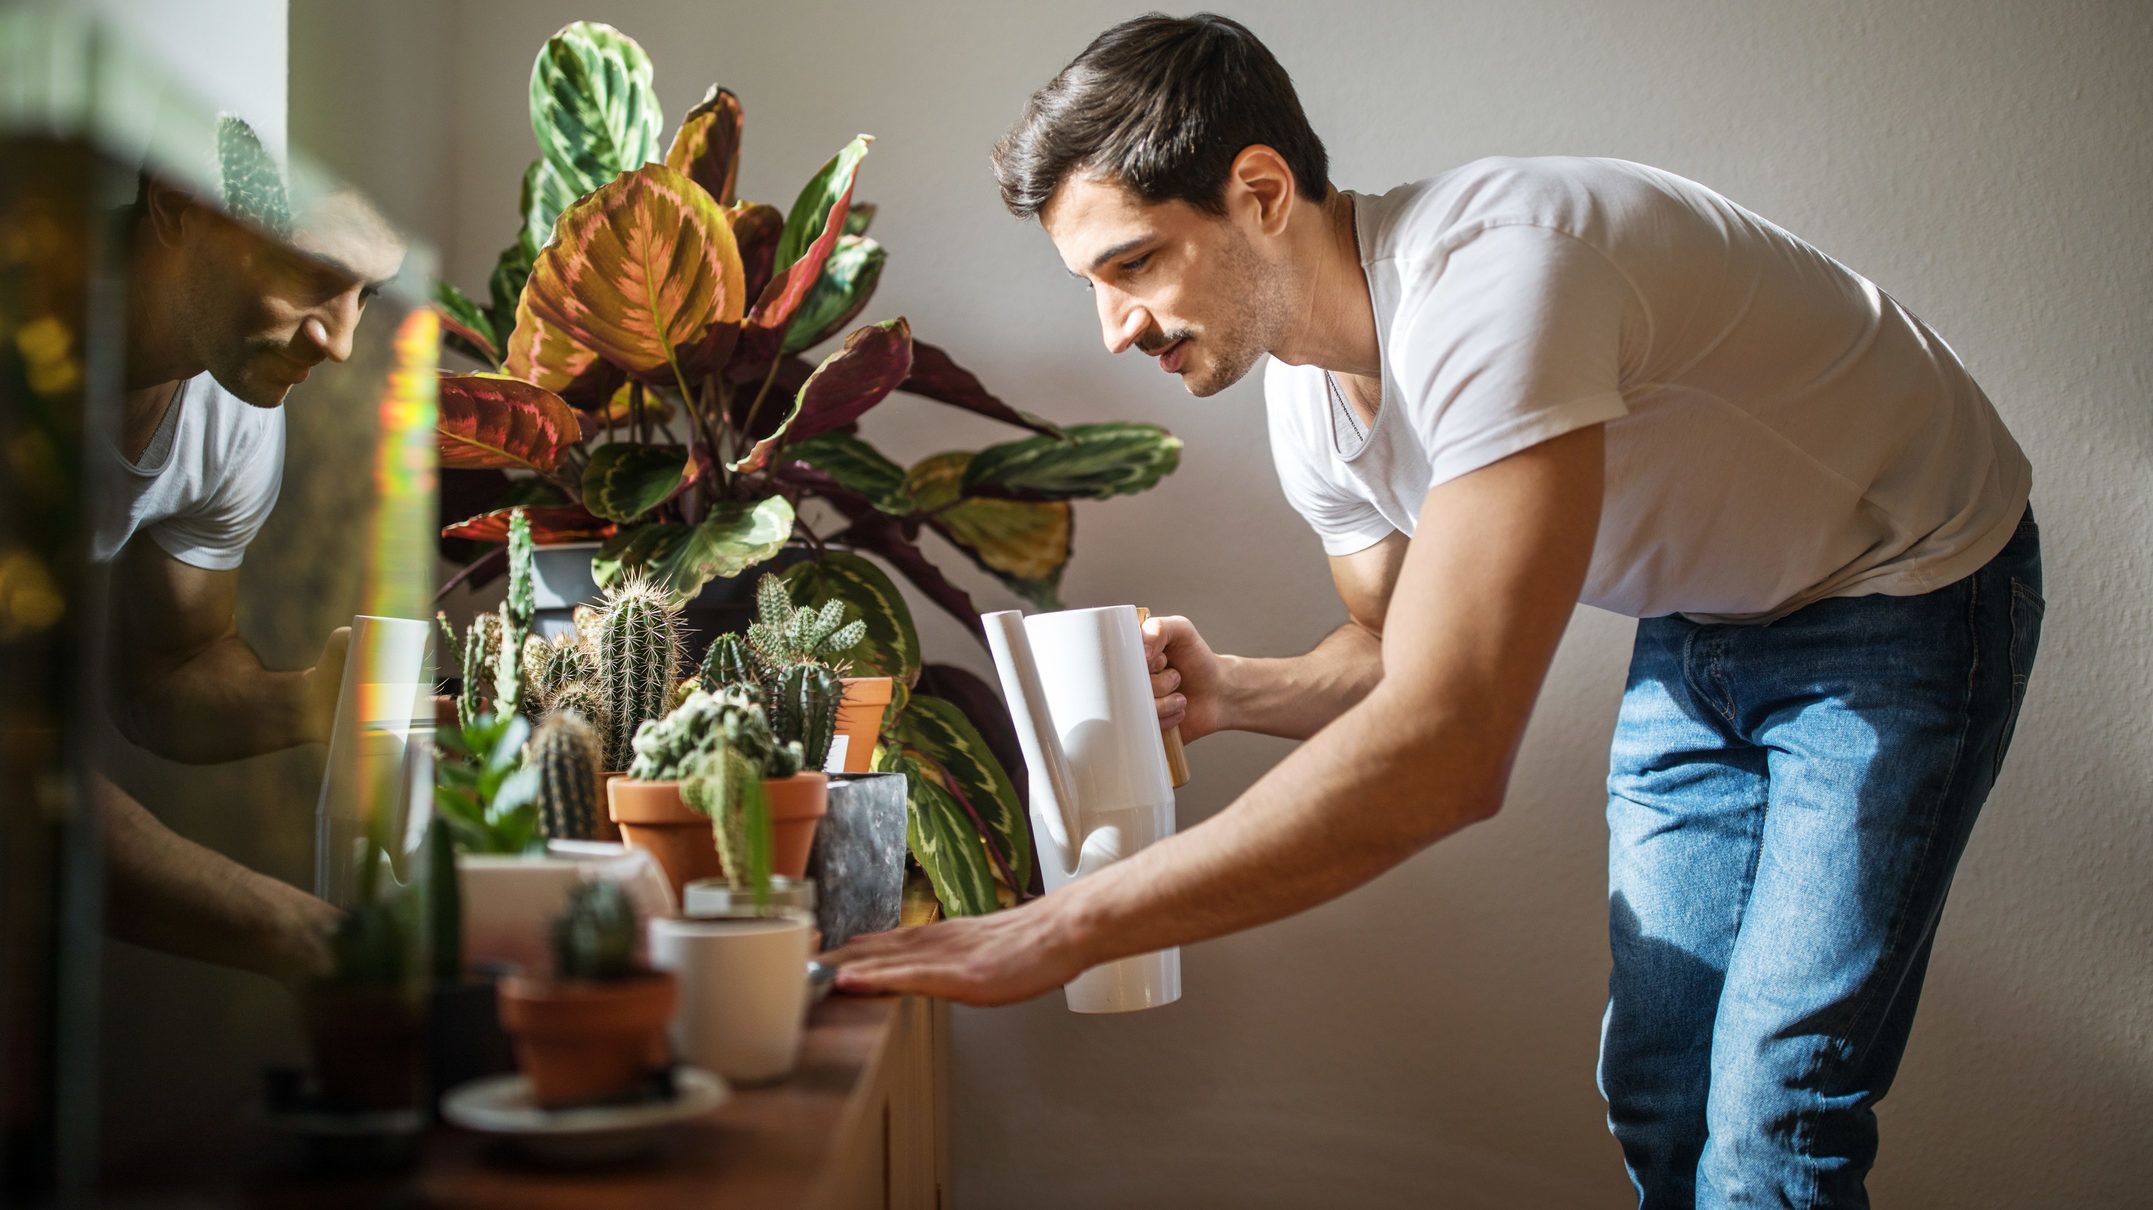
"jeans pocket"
1993,579,2046,781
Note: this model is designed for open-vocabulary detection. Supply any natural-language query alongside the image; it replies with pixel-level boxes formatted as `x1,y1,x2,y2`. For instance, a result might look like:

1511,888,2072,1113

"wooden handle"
1136,607,1193,789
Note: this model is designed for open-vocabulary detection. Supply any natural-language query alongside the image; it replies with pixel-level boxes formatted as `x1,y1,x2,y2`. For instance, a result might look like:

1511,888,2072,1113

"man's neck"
122,248,202,461
1271,188,1381,379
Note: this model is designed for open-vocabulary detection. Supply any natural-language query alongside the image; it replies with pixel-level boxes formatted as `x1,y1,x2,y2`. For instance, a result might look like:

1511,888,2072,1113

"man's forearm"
1220,620,1385,740
1056,678,1511,965
121,634,319,762
97,773,339,985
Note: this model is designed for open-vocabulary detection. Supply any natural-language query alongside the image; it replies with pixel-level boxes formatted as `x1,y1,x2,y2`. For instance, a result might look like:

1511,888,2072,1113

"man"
826,13,2043,1206
92,162,404,984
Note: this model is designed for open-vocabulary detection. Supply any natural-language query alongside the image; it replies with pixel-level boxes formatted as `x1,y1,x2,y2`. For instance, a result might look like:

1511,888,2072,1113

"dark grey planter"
805,772,908,949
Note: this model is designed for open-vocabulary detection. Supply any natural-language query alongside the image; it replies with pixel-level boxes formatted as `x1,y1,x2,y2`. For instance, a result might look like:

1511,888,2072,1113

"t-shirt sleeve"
1265,363,1397,556
146,408,285,571
1394,224,1634,487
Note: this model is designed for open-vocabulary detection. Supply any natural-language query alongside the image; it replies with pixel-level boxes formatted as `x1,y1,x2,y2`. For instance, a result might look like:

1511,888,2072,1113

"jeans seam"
1787,574,1981,1210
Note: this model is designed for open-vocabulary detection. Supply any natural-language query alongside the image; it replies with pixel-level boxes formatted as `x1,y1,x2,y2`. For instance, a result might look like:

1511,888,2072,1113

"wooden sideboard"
241,993,950,1209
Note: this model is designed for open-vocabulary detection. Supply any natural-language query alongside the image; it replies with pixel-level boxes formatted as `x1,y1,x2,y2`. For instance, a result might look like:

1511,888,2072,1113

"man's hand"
1142,614,1229,742
822,899,1095,1006
300,625,351,745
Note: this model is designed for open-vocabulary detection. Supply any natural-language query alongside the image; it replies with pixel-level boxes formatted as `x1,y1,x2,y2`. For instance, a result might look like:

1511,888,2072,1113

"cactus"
550,881,639,981
527,633,598,710
772,663,843,771
546,678,610,738
682,744,772,895
494,509,536,716
698,631,759,691
530,711,604,841
627,685,800,782
743,574,865,674
458,611,503,731
595,576,685,773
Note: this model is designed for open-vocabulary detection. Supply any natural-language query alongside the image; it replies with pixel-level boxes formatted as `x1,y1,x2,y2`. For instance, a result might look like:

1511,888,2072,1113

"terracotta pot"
766,771,829,879
832,677,893,773
498,971,677,1109
609,778,719,899
595,771,624,842
304,986,424,1112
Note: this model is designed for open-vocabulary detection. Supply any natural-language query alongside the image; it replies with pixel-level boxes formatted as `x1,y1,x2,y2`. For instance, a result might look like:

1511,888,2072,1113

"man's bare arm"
1185,534,1406,741
97,772,340,986
108,539,345,762
829,426,1604,1002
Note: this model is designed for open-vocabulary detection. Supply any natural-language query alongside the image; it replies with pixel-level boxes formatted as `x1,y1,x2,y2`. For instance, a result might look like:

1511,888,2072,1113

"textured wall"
311,0,2153,1204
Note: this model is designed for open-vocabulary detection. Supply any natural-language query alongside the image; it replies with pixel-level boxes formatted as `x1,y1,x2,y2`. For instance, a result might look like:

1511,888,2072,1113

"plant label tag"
823,735,849,773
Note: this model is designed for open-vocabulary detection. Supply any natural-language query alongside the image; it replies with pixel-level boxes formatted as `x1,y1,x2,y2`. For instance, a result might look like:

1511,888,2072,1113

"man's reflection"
92,165,406,984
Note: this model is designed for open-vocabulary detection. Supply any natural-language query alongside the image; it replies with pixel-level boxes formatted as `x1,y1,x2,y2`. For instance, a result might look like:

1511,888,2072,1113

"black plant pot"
423,964,517,1114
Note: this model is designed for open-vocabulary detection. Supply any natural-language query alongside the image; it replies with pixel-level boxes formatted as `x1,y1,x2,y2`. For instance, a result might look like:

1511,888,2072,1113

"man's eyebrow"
1083,237,1152,274
297,247,394,292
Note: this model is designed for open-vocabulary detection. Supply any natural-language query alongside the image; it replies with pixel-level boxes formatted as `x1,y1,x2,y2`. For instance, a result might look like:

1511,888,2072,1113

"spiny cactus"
550,881,638,981
626,685,800,782
546,678,610,738
530,711,603,841
528,633,598,710
595,576,684,773
772,663,843,771
458,611,503,731
494,509,536,716
682,744,772,895
743,574,864,674
699,631,758,691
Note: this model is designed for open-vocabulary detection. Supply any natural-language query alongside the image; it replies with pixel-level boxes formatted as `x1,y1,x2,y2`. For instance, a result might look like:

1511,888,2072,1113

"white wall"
307,1,2153,1204
83,0,288,154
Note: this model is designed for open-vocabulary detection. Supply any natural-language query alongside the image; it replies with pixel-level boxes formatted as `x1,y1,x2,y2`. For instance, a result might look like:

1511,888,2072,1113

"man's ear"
142,177,197,249
1226,145,1297,238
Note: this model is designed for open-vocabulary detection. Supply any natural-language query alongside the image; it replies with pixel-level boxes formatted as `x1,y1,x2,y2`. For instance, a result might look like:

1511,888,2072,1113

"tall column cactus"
530,711,603,840
458,612,503,731
773,663,843,771
596,576,684,772
494,509,535,717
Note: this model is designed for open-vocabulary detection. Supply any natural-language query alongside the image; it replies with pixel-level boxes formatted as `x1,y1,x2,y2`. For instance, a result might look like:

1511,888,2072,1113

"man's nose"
1096,287,1147,356
305,296,360,364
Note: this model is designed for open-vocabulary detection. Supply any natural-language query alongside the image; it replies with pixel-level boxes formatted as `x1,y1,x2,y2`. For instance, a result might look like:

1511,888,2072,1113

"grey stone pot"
805,772,908,949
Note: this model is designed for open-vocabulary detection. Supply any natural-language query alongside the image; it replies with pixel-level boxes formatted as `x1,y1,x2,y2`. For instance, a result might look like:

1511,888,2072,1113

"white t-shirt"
1267,156,2031,622
91,372,285,570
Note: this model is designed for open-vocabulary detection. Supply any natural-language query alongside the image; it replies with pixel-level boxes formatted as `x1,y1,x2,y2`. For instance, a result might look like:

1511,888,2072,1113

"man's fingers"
1158,695,1186,726
1150,667,1181,696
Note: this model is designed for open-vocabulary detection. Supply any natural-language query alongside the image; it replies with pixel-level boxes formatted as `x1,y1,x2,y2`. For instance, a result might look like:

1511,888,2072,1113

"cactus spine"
699,631,757,691
546,678,609,738
773,663,843,771
494,509,535,716
596,576,684,773
528,633,598,711
530,711,604,840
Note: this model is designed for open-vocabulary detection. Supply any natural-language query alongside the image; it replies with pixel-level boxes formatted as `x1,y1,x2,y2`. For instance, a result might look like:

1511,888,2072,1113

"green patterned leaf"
892,694,1032,894
842,203,875,237
777,551,919,683
650,495,795,600
754,136,870,333
782,236,886,356
582,443,696,523
786,432,911,515
591,522,688,591
905,452,1070,608
961,422,1182,501
782,317,912,447
526,21,662,246
434,281,500,365
877,747,998,918
488,231,538,351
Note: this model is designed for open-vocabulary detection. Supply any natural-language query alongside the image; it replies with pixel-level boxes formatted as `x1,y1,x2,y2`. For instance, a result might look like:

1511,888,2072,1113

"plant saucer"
440,1067,727,1165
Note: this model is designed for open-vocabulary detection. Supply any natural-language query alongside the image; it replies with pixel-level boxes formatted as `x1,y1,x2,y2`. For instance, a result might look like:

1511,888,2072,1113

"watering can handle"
1136,608,1193,789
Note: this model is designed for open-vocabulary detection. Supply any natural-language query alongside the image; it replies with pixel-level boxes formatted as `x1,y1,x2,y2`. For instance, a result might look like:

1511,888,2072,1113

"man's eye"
1121,254,1151,273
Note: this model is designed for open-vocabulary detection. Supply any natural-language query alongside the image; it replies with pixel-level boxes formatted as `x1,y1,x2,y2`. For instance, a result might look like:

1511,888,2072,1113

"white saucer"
441,1068,727,1164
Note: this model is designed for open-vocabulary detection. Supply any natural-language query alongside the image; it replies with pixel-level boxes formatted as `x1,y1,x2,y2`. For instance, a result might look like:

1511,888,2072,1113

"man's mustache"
1136,328,1194,355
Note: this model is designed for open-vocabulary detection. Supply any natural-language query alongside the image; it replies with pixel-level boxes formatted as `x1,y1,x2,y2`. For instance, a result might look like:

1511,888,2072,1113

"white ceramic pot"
647,911,815,1085
456,842,674,975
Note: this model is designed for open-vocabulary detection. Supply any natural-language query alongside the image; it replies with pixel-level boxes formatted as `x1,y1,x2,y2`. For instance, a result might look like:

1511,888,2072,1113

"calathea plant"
431,21,1181,917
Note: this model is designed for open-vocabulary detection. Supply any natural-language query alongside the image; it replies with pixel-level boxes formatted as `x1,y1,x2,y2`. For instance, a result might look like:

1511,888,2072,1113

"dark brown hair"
991,13,1330,220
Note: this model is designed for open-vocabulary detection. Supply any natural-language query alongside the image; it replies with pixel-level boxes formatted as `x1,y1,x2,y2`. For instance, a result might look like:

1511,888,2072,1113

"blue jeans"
1598,508,2044,1208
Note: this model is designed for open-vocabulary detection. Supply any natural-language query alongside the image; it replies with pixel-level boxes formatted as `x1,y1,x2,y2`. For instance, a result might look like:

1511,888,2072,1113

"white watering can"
984,605,1187,1013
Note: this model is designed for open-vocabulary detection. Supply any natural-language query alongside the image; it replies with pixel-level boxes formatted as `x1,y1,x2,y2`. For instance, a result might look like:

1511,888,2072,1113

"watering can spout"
982,610,1084,879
